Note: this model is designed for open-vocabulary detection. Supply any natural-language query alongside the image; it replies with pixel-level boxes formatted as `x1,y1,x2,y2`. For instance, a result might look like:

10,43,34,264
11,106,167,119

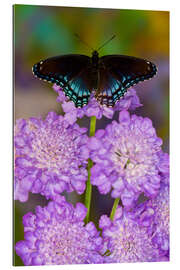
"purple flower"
88,110,163,208
157,151,169,185
15,196,103,265
150,183,169,255
53,84,142,124
14,111,89,202
132,182,169,256
99,206,168,263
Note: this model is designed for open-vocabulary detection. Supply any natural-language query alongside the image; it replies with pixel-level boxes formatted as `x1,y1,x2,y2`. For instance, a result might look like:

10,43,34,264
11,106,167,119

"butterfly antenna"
74,33,94,51
97,35,116,51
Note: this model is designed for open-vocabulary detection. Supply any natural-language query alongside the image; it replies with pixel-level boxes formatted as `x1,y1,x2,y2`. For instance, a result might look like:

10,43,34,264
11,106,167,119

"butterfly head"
92,50,99,56
92,50,99,63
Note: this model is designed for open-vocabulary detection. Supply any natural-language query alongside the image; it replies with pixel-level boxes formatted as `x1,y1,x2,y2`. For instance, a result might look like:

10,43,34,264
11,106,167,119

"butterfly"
32,49,157,108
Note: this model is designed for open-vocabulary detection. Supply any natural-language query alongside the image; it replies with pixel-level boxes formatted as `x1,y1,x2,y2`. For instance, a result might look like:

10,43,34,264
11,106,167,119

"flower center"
40,220,90,264
111,134,155,187
30,125,79,173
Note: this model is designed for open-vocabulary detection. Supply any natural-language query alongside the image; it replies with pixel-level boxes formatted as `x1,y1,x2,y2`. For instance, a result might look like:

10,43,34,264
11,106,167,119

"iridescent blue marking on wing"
32,54,92,107
61,76,91,107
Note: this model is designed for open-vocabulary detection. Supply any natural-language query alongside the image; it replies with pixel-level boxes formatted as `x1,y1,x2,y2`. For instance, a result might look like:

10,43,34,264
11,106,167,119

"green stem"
85,158,93,223
89,116,96,137
110,198,120,221
85,116,97,223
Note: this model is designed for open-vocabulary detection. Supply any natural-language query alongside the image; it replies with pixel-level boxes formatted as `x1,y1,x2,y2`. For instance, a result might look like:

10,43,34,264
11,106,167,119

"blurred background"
13,4,169,266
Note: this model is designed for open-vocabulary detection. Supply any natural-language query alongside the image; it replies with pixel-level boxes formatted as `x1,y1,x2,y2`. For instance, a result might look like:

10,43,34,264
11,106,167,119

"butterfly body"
33,50,157,107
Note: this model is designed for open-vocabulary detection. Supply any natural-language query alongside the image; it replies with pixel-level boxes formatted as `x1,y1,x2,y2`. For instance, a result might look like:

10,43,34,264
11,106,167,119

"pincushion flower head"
132,181,169,257
99,206,168,263
88,110,163,208
53,84,142,123
14,111,89,202
150,183,169,255
15,196,104,265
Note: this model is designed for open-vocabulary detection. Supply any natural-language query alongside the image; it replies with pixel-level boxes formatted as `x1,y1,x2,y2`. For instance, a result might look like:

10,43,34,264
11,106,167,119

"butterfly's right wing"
33,54,93,107
96,55,157,106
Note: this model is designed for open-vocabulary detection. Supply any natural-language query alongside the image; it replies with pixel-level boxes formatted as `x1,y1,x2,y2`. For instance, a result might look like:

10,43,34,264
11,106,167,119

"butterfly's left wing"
33,54,93,107
96,55,157,106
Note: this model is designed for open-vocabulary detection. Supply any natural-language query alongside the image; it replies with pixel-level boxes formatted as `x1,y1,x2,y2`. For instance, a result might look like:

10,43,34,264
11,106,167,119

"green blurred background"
13,4,169,266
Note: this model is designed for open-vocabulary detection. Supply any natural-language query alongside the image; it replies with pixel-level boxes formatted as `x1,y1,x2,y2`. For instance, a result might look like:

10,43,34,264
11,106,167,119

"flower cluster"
99,205,169,263
14,111,89,202
88,110,163,208
53,84,142,123
15,86,169,266
15,196,104,265
131,182,169,256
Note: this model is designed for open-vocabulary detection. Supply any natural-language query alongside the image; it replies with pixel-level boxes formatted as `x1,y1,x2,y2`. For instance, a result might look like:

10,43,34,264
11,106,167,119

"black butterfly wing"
32,54,93,107
96,55,157,106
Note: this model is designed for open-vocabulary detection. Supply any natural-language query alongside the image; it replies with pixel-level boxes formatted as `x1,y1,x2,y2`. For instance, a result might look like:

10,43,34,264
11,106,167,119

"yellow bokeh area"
146,11,169,55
